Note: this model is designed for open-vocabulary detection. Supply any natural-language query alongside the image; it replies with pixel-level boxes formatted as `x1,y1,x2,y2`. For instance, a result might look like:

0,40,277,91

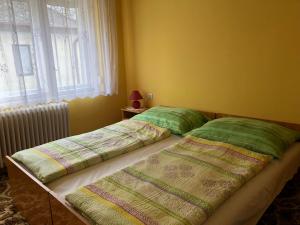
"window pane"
0,32,38,95
47,4,77,28
51,33,75,88
0,0,38,98
0,1,9,23
12,0,31,25
47,1,89,91
13,44,34,75
0,0,30,24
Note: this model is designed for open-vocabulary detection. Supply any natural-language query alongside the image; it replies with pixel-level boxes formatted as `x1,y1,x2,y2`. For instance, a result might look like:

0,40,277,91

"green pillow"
185,117,300,158
132,106,210,135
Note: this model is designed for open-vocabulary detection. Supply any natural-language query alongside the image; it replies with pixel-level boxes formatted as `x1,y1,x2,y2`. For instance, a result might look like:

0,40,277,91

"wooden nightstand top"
121,107,148,120
121,107,148,113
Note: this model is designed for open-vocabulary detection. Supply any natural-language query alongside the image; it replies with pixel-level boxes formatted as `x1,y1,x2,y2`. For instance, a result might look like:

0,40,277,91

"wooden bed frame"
5,111,300,225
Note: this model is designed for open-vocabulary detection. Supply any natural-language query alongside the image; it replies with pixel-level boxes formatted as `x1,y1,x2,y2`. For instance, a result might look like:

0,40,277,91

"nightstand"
121,107,148,120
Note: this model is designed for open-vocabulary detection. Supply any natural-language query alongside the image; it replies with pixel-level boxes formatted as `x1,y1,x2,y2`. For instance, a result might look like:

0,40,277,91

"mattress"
48,135,182,197
49,139,300,225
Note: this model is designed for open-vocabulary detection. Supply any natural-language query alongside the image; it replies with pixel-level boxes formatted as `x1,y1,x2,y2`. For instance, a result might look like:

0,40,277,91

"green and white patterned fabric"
132,106,210,135
186,117,300,158
12,120,170,183
66,136,272,225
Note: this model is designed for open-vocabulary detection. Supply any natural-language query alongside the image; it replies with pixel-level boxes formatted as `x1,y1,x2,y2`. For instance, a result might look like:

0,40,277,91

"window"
12,44,33,76
0,0,117,106
0,0,38,100
47,3,86,91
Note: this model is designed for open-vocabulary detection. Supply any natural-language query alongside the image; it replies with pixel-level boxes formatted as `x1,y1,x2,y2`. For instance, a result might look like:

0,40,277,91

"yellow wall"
68,94,126,135
69,1,127,135
121,0,300,124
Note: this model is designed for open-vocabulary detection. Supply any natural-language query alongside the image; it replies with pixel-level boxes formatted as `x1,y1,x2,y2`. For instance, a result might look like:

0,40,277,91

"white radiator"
0,103,70,168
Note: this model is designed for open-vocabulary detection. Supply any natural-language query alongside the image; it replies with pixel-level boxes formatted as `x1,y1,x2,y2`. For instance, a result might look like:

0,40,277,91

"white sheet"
204,142,300,225
48,135,181,197
49,139,300,225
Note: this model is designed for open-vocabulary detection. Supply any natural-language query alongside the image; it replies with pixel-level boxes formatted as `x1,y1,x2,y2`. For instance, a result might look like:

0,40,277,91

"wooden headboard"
197,110,215,121
215,113,300,132
159,105,300,131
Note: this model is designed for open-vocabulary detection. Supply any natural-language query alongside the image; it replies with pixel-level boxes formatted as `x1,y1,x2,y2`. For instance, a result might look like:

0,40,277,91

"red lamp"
129,90,143,109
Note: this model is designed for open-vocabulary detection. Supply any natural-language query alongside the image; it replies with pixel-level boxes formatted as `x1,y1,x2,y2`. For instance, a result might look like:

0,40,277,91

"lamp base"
132,100,141,109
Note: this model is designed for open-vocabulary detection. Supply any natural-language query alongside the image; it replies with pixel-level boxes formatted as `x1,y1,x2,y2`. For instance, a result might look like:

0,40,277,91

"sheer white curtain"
0,0,118,107
97,0,118,95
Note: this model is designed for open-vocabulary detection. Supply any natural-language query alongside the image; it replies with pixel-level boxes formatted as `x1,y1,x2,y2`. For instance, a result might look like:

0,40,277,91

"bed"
6,111,300,225
57,138,300,225
6,134,181,225
6,107,213,225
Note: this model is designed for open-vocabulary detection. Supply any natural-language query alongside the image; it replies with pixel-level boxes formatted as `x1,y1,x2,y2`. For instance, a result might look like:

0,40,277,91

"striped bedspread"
12,120,170,183
66,135,272,225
